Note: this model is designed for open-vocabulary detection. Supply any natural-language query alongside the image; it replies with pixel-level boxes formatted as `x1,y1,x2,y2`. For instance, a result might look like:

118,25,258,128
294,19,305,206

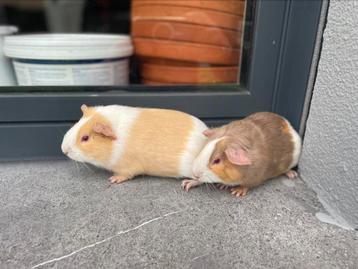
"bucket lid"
4,34,133,60
0,26,18,35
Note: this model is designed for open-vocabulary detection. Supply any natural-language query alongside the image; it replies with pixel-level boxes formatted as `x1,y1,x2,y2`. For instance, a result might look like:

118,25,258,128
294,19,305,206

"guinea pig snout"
61,144,70,155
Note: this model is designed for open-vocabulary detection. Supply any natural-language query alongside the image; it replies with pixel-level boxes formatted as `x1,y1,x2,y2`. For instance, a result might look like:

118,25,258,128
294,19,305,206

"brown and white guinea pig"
181,112,302,197
61,104,208,183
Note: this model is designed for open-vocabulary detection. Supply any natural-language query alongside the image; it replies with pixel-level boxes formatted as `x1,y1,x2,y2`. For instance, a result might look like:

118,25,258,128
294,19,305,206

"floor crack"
191,253,210,262
31,210,183,268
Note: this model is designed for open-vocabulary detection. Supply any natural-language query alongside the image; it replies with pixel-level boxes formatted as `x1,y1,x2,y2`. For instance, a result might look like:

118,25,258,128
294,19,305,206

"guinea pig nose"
62,147,69,155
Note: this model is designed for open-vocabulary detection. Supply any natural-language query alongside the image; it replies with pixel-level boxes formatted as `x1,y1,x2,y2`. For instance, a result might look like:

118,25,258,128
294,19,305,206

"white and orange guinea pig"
182,112,302,197
61,104,208,183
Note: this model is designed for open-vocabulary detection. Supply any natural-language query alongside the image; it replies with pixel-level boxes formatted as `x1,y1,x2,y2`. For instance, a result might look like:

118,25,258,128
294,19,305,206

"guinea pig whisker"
82,162,95,173
204,183,218,201
73,161,80,175
205,183,211,192
56,127,66,137
211,183,218,192
79,162,88,172
212,183,219,191
204,183,212,193
207,182,215,192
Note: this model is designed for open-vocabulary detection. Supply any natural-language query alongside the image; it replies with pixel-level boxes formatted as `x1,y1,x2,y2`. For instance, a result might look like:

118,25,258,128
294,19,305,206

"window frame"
0,0,323,160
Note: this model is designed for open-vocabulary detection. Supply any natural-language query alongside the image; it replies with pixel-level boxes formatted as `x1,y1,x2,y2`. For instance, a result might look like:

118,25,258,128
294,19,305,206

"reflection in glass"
0,0,253,87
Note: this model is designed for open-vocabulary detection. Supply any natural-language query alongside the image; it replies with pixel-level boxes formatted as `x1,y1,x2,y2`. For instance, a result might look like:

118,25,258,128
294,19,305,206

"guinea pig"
181,112,301,197
61,104,208,183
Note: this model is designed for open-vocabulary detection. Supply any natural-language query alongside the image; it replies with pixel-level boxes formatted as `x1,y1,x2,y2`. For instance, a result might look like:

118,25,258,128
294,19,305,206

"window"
0,0,323,159
0,0,254,88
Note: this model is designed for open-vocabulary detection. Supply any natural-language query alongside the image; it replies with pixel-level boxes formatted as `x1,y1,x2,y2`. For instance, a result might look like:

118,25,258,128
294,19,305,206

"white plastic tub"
0,26,18,86
4,34,133,86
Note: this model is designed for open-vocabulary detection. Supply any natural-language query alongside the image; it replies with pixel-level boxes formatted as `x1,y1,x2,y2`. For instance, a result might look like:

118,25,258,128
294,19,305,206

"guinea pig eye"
212,158,221,165
81,135,89,142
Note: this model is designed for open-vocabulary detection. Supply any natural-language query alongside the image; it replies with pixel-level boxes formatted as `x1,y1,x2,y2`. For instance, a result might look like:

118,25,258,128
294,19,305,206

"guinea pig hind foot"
109,175,132,184
181,179,203,192
285,170,298,179
231,186,249,197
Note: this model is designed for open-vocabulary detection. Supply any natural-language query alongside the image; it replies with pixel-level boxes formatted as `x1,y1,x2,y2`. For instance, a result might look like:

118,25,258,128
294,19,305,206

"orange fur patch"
224,164,242,183
211,160,242,184
82,106,96,118
76,113,113,163
113,108,193,178
281,121,291,134
210,139,243,184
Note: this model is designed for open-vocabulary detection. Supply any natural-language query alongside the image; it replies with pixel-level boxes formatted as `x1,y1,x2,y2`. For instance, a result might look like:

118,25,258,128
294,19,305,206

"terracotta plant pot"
140,57,205,67
141,79,173,85
132,5,243,31
140,62,239,84
132,21,241,48
132,0,246,16
133,38,240,65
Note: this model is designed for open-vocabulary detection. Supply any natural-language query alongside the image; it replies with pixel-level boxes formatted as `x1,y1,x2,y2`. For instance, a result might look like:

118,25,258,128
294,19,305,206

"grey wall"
300,0,358,229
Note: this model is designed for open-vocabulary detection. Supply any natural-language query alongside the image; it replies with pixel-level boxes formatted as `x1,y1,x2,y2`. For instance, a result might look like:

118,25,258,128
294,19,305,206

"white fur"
285,119,302,169
61,114,111,169
178,117,208,177
95,105,140,169
192,137,225,184
61,117,90,163
61,105,140,170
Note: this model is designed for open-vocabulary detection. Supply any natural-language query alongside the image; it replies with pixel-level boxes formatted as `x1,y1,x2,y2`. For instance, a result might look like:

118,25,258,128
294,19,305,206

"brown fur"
112,108,194,179
77,113,114,163
209,112,295,187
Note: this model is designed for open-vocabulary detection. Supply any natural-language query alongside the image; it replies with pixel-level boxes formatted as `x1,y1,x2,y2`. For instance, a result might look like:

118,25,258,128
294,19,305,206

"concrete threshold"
0,160,357,268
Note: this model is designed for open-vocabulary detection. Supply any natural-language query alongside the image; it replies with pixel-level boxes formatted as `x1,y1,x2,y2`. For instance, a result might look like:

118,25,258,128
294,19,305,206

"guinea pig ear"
203,127,225,137
225,146,251,166
92,123,117,140
81,104,88,114
81,104,96,117
203,129,214,137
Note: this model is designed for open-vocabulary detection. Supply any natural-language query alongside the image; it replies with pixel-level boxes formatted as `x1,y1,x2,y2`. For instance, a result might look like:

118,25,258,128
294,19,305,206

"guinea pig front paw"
230,186,249,197
109,175,131,184
181,179,202,192
285,170,298,179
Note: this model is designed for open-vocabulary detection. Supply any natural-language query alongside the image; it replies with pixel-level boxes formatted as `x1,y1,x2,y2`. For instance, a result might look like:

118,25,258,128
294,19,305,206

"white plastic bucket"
0,26,18,86
4,34,133,86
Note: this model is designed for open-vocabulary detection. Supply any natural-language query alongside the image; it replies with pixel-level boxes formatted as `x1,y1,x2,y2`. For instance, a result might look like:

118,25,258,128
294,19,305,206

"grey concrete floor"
0,161,357,269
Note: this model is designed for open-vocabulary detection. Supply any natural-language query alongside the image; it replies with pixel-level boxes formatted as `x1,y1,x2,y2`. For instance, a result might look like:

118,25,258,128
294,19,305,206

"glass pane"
0,0,254,89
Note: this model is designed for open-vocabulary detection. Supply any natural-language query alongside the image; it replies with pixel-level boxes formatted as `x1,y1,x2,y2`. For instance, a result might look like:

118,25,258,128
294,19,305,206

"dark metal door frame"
0,0,324,160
